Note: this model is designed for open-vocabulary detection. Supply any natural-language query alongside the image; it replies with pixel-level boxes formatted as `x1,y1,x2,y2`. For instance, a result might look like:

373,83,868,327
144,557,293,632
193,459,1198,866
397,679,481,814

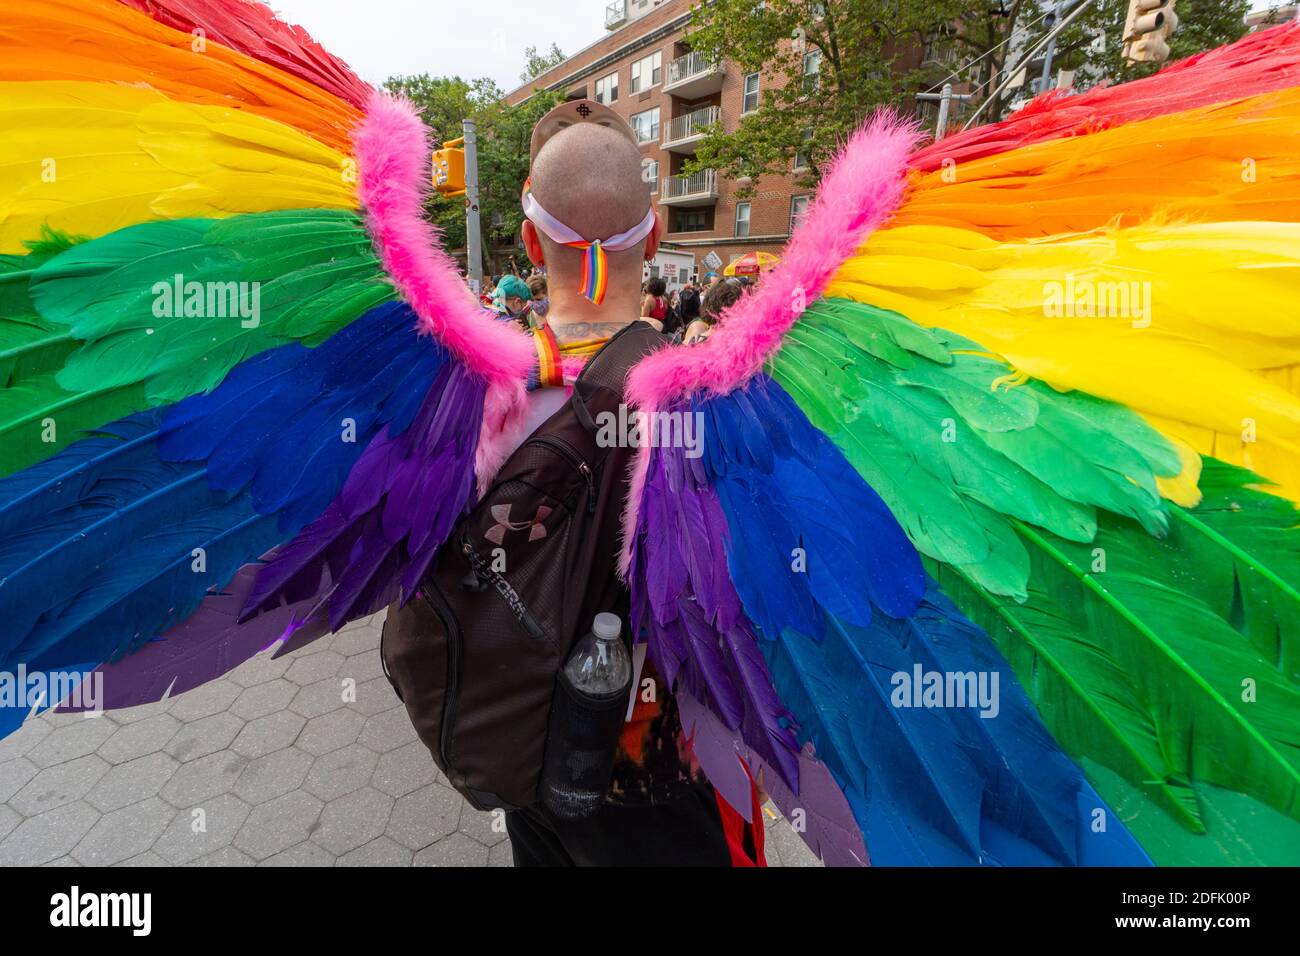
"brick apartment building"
504,0,817,283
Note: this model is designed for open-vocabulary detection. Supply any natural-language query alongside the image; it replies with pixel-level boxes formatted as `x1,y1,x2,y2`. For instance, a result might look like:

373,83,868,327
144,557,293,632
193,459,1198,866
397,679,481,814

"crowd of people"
469,267,754,345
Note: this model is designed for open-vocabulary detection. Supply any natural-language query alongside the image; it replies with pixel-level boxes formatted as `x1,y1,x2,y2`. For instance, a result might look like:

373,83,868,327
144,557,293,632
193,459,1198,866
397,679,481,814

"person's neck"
543,284,642,345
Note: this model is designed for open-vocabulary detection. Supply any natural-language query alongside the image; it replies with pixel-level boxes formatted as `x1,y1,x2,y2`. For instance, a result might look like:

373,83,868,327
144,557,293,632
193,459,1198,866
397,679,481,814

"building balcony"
660,169,719,207
605,0,627,30
661,106,721,153
663,51,725,98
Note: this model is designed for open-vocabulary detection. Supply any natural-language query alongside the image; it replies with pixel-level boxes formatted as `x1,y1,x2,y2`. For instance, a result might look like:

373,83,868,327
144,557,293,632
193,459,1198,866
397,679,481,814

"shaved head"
530,122,651,242
520,113,661,327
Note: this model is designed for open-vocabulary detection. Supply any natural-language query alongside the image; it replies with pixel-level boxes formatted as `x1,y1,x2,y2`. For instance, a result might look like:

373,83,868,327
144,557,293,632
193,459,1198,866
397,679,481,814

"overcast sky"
266,0,1289,92
267,0,608,92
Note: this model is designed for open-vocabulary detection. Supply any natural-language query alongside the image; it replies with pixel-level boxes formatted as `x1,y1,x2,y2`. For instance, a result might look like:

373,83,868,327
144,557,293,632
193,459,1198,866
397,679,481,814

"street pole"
915,83,973,138
1039,2,1060,92
462,118,483,295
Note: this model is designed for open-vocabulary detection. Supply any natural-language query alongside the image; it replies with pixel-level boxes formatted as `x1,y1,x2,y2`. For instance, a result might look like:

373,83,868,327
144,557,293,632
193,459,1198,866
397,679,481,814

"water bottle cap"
592,612,622,641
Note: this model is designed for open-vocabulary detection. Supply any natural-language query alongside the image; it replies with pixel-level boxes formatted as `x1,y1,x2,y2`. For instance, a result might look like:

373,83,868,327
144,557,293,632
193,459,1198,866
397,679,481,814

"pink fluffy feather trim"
619,113,921,574
353,92,533,488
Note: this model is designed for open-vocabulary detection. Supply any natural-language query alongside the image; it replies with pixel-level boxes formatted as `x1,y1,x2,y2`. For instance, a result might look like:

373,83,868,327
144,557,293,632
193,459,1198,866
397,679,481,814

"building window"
642,158,659,194
793,127,813,171
742,72,760,113
595,71,619,104
790,195,810,233
734,202,751,238
802,50,822,93
673,208,709,233
630,106,660,143
630,51,663,93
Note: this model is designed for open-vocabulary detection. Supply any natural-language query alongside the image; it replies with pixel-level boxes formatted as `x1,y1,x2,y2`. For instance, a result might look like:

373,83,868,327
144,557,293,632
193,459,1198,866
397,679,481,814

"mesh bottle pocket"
539,669,630,821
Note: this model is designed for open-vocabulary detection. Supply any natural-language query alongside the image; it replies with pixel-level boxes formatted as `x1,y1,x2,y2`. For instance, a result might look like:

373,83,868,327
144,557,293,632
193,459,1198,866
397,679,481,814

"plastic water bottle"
564,612,632,695
540,613,633,820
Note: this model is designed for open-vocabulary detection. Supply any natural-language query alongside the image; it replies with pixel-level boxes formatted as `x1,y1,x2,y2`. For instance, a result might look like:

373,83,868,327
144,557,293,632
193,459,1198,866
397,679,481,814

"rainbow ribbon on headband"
521,178,657,305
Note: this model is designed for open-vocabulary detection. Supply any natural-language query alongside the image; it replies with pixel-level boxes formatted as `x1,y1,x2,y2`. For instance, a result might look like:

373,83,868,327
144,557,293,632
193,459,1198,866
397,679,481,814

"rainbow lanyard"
531,323,609,389
521,177,656,306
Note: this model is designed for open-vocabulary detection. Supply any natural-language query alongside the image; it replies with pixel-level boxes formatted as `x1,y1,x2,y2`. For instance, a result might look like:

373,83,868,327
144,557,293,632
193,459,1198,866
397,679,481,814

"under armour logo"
485,504,551,545
576,103,592,118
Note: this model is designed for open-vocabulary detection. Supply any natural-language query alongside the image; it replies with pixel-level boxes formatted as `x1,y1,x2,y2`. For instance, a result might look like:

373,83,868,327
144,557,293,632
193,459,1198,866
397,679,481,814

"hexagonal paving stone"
302,744,377,801
332,620,382,657
231,710,306,760
88,751,180,812
0,804,20,842
228,650,291,689
288,676,349,720
0,719,51,763
233,790,324,862
296,709,365,757
165,712,244,763
153,793,251,865
352,676,402,716
10,753,111,816
72,797,175,866
105,700,172,725
338,835,412,867
234,747,313,805
458,806,509,848
26,716,115,768
161,751,248,807
487,840,514,867
387,783,463,851
340,649,383,684
371,739,439,797
311,787,393,855
284,650,345,686
0,801,100,865
413,832,489,867
118,851,169,867
95,713,181,765
0,755,39,803
231,679,296,721
258,840,334,867
357,706,417,754
188,845,255,867
166,681,241,723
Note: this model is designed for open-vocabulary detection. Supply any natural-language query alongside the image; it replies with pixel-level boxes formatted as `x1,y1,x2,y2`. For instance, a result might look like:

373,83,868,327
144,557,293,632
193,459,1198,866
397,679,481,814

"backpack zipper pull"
580,462,596,513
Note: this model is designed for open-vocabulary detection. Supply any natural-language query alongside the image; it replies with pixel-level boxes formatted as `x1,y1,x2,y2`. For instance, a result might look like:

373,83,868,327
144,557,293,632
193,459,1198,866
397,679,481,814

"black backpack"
380,321,666,811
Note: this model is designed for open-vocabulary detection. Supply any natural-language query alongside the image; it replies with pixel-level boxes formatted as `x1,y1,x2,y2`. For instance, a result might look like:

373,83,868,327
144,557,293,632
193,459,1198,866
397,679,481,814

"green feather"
0,211,394,477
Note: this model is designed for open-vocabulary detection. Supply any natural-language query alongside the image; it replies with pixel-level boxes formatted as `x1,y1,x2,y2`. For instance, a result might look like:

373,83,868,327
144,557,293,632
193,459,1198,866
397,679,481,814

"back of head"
702,276,744,321
528,122,652,306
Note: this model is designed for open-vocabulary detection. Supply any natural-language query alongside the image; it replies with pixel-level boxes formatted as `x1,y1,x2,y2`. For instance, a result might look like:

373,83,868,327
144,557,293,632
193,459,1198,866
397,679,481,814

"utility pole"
915,83,974,138
462,118,483,295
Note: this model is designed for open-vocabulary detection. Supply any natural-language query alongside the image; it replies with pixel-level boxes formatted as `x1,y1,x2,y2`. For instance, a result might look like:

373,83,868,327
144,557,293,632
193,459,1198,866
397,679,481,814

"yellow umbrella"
723,251,780,276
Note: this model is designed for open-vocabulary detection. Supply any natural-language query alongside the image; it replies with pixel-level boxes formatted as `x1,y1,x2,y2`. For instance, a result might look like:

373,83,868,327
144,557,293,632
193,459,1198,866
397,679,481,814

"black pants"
505,782,745,866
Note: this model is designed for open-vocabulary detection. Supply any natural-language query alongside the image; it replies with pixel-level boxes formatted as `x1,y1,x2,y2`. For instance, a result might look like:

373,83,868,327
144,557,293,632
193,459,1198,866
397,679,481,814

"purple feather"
678,691,869,867
58,558,330,713
244,361,483,630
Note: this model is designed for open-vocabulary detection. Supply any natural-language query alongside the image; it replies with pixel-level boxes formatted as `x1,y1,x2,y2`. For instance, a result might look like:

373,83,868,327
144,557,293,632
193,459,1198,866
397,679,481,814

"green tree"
382,74,561,273
521,43,567,83
683,0,971,194
1012,0,1249,94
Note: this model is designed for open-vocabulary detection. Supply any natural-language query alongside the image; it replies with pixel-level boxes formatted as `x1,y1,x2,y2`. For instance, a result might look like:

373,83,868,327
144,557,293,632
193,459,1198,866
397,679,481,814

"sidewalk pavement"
0,613,820,867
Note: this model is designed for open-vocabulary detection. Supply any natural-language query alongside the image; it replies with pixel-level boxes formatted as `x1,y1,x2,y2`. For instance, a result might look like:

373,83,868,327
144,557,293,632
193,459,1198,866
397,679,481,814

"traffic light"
431,136,466,196
1123,0,1178,64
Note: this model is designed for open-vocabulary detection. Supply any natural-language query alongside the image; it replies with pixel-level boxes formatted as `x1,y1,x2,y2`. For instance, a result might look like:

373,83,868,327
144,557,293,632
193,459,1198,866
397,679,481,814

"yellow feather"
828,219,1300,499
0,81,358,253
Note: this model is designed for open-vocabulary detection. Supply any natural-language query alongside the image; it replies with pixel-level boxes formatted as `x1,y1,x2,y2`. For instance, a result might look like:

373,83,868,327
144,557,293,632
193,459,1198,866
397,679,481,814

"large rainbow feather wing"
0,0,534,736
623,23,1300,866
